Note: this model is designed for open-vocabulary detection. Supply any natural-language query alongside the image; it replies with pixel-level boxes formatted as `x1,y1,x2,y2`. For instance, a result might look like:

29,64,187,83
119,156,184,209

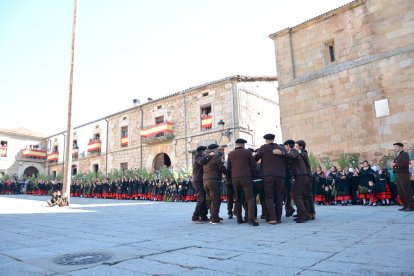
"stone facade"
47,76,279,176
0,128,47,177
269,0,414,162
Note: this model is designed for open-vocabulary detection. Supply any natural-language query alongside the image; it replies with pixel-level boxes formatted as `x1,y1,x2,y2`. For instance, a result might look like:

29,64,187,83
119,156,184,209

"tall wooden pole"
62,0,78,202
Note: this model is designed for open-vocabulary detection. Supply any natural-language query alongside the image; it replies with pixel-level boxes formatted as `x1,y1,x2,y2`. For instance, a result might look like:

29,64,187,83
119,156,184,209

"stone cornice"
269,0,366,40
278,44,414,90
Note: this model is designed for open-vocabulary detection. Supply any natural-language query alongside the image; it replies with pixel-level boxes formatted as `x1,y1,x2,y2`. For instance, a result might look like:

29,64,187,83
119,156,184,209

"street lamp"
218,119,232,144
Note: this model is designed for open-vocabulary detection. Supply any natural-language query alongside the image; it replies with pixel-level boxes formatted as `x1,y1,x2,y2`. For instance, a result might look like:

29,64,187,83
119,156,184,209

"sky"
0,0,351,136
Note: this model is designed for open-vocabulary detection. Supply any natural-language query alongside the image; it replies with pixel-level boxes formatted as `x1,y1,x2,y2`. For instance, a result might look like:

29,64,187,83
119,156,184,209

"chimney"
133,99,140,107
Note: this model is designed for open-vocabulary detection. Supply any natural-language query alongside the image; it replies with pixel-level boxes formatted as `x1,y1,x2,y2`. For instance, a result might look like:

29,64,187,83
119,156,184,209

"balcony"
141,122,174,144
87,140,102,154
201,115,212,130
22,149,47,159
47,152,59,162
121,135,128,147
0,146,7,157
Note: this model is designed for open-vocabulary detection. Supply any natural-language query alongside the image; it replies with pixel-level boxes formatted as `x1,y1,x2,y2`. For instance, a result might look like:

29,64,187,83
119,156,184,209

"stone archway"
24,166,39,178
153,153,171,171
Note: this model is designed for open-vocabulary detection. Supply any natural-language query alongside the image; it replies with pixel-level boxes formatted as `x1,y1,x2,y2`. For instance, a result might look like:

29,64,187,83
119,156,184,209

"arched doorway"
24,166,39,178
153,153,171,171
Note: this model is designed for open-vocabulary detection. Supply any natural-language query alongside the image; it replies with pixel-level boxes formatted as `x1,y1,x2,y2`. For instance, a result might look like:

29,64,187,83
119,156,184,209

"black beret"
284,139,295,146
263,134,275,140
235,138,247,144
208,144,219,150
196,146,207,152
296,140,306,148
393,142,404,147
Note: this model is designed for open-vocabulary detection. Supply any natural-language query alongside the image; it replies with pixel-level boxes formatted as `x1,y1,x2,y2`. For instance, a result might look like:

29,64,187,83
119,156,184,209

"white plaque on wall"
374,99,390,118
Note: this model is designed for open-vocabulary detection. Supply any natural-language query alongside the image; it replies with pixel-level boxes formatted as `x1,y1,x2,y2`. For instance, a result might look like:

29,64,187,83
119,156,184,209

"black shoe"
398,207,407,211
201,216,210,222
219,217,224,221
237,218,245,224
228,214,233,219
295,218,309,223
286,209,295,217
248,220,259,226
260,214,265,219
292,214,298,218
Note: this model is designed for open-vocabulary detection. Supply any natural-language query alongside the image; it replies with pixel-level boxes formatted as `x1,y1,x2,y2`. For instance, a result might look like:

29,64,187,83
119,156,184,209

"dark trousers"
304,177,315,216
226,181,234,215
192,181,208,219
233,177,255,222
292,175,311,220
264,176,285,222
204,179,221,223
285,177,295,214
253,181,267,219
350,180,359,204
396,173,414,209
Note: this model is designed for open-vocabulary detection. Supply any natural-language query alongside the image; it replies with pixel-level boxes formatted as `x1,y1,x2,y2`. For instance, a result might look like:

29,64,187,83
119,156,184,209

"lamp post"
218,119,232,145
62,0,78,203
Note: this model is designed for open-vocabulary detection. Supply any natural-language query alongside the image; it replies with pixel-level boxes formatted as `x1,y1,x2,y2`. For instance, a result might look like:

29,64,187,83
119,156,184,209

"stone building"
269,0,414,162
46,75,279,176
0,128,47,177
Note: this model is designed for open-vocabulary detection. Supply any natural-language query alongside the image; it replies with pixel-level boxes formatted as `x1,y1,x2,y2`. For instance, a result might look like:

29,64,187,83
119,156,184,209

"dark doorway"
72,165,77,175
153,153,171,171
24,166,39,178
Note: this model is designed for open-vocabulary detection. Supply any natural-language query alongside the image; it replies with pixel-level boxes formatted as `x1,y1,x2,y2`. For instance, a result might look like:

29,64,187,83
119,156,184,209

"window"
72,165,77,175
202,92,209,97
73,140,78,148
201,105,212,117
53,145,58,152
328,45,335,62
123,116,127,120
155,116,164,124
121,126,128,147
121,126,128,137
94,133,100,140
52,171,57,178
157,105,162,110
120,162,128,171
0,141,7,147
201,104,212,130
324,40,335,63
93,164,99,173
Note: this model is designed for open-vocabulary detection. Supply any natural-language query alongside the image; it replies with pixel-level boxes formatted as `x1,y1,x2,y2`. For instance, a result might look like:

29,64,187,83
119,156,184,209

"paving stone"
67,265,140,276
114,258,191,274
0,195,413,275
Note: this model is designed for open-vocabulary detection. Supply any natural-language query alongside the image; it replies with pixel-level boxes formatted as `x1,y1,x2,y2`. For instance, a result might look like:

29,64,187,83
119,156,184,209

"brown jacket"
203,154,227,181
393,151,410,174
192,153,212,182
228,147,257,178
254,143,287,178
286,149,309,176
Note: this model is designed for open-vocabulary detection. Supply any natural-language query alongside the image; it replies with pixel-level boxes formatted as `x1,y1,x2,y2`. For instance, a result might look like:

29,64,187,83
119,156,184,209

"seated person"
47,191,63,207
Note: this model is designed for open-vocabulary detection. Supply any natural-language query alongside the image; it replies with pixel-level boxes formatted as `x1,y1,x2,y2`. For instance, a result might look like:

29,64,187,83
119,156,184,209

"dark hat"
208,144,219,150
235,138,247,144
283,139,295,146
263,134,275,140
196,146,207,152
393,142,404,147
296,140,306,148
